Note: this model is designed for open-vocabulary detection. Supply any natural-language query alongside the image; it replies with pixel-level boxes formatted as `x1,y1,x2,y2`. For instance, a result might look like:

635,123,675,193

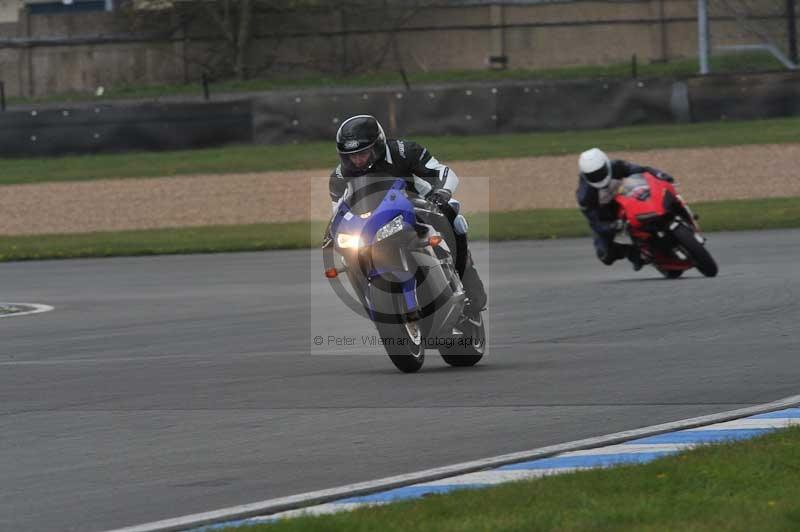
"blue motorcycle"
323,176,486,373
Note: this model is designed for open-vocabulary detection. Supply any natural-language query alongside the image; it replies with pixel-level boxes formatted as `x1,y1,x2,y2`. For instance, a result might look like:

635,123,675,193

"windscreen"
619,173,650,199
343,176,404,216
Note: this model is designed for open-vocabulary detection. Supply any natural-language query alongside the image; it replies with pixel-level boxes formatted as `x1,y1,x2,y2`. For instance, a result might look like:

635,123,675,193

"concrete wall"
0,0,20,23
0,0,796,98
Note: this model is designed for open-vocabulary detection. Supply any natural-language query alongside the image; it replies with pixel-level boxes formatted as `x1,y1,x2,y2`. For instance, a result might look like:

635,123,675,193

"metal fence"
1,0,797,99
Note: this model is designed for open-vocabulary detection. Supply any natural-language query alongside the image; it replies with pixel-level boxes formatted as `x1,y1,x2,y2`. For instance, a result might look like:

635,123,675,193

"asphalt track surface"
2,230,799,532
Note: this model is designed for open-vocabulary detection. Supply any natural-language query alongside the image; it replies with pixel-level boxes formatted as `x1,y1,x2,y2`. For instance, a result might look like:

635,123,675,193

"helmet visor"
339,145,378,173
583,166,610,185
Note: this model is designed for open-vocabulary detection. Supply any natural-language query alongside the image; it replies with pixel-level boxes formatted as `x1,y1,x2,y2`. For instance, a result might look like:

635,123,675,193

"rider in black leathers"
327,115,486,314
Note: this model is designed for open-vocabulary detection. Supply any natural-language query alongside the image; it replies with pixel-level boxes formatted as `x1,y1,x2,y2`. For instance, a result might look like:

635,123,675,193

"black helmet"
336,115,387,174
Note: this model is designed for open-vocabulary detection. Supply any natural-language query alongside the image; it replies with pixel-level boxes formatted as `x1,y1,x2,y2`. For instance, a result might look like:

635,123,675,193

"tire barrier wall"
0,100,253,157
0,72,797,157
254,72,799,144
253,78,680,144
687,72,800,122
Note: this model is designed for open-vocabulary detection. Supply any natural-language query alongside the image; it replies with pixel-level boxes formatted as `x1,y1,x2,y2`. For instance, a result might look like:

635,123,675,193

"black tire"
658,268,684,279
672,224,718,278
376,320,425,373
439,313,486,367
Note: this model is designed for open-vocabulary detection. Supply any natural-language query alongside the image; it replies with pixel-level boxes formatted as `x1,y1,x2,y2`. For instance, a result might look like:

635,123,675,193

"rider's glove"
654,172,674,183
429,188,452,206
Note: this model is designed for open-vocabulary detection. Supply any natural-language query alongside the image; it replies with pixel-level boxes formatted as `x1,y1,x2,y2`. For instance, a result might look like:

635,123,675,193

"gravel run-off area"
1,144,798,236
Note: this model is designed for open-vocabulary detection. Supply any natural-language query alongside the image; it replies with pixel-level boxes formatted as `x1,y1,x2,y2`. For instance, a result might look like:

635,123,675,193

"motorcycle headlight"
376,215,405,242
337,233,361,249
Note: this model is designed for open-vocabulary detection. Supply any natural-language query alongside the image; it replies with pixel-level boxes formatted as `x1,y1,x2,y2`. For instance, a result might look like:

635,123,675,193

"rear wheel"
439,313,486,367
672,224,718,277
376,320,425,373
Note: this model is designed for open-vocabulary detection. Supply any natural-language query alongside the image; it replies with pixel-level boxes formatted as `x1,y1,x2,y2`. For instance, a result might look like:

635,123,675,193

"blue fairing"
332,179,418,315
332,179,414,245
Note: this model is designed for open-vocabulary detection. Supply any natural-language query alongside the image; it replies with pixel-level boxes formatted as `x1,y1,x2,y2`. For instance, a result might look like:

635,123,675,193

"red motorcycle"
614,172,718,278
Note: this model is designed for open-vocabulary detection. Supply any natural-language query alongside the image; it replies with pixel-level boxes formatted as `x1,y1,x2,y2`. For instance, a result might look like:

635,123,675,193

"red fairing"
614,172,692,272
615,173,671,233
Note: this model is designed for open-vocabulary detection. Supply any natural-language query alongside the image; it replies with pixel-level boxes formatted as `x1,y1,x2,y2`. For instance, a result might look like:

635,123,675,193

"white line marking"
684,418,800,430
269,502,384,519
0,303,54,319
420,468,584,487
105,394,800,532
563,443,694,456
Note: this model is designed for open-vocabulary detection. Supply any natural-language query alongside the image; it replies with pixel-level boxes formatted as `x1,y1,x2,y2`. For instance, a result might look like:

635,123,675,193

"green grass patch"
480,197,800,241
1,197,798,262
10,50,781,105
228,426,800,531
2,117,800,186
0,222,325,262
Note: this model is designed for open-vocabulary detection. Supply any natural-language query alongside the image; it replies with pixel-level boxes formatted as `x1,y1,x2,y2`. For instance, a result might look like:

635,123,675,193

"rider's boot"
608,242,644,271
462,265,487,318
457,245,487,318
625,245,645,271
446,207,486,318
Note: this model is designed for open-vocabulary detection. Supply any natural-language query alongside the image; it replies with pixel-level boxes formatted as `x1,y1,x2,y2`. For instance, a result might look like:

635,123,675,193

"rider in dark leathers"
576,147,674,269
327,115,486,314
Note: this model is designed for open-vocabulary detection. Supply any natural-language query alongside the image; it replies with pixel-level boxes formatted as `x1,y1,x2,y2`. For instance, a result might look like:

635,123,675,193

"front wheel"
672,224,718,277
376,320,425,373
439,313,486,367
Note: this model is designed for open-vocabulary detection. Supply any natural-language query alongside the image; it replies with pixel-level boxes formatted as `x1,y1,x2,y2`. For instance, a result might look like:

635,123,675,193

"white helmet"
579,148,612,189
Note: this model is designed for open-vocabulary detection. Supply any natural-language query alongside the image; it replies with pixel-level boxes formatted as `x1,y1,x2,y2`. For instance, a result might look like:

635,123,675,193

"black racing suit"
576,160,673,265
329,138,486,311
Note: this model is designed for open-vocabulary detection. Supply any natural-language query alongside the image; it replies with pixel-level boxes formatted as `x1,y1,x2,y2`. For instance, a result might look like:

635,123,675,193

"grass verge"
228,426,800,531
1,197,797,262
2,116,800,186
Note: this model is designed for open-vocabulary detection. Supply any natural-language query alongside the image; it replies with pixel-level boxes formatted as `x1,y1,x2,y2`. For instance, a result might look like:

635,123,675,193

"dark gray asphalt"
1,230,798,531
